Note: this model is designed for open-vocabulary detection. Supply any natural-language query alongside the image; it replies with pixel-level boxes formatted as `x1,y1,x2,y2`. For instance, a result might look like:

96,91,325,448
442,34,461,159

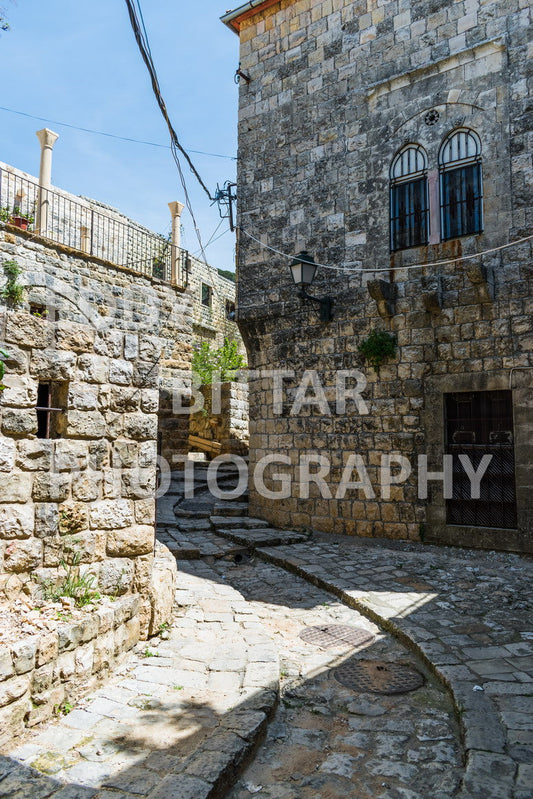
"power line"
191,221,231,256
124,0,214,262
239,228,533,273
123,0,214,202
0,104,236,160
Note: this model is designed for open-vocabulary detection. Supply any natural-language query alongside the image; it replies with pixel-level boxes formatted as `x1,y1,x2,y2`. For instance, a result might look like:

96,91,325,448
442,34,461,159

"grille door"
445,391,517,529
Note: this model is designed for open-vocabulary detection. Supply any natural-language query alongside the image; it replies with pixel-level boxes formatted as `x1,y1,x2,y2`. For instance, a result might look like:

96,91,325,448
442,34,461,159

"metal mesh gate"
445,391,517,529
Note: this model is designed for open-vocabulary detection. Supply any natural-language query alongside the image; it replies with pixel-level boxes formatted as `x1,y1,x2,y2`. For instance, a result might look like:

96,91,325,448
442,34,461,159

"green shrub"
358,330,397,370
1,260,25,306
0,348,9,391
42,552,100,608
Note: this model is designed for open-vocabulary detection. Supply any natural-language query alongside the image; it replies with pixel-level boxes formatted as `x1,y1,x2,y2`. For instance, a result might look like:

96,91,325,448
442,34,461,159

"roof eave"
221,0,282,34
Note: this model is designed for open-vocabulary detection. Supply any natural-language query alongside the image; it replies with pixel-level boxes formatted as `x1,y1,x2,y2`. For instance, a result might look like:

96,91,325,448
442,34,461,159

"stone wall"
189,381,249,457
0,224,188,633
0,594,139,746
226,0,533,552
187,253,245,354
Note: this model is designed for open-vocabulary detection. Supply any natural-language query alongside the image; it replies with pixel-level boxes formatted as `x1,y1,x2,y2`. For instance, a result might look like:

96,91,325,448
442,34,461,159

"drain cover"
299,625,376,650
334,659,425,694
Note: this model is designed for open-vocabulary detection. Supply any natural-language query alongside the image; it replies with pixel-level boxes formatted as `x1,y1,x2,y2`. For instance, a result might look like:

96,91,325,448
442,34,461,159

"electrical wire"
239,228,533,274
192,218,225,255
0,105,236,160
123,0,214,202
124,0,225,262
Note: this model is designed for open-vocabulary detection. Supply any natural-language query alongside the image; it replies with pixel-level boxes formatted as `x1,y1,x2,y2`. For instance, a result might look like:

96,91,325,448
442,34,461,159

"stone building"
0,130,246,734
222,0,532,553
187,252,243,352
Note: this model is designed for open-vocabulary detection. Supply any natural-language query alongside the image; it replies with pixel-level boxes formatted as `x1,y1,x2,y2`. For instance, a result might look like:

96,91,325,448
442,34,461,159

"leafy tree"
217,268,236,283
192,337,245,385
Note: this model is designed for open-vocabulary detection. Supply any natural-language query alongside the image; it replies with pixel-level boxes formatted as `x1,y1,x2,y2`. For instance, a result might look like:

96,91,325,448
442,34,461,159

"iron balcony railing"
0,165,187,285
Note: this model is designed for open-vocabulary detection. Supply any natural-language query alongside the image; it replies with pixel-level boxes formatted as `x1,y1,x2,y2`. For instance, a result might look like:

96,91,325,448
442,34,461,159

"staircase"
156,461,310,560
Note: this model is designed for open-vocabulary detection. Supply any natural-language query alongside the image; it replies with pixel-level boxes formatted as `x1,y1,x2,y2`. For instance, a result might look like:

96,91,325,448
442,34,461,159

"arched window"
439,129,483,240
390,145,429,251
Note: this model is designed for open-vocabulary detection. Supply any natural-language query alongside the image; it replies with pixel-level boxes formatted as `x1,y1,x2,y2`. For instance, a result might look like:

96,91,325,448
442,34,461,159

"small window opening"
201,283,212,307
225,300,236,321
29,303,59,321
30,303,48,319
36,382,68,439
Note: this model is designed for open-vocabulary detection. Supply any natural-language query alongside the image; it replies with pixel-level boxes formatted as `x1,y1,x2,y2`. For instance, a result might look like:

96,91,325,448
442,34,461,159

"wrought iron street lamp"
289,251,334,322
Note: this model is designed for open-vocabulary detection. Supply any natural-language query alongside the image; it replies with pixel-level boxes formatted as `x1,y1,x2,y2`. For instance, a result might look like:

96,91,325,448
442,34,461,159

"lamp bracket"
298,288,334,322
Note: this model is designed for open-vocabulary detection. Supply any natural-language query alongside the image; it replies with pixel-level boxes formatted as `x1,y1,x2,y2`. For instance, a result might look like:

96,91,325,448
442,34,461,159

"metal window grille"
439,129,483,240
389,145,429,251
444,390,517,529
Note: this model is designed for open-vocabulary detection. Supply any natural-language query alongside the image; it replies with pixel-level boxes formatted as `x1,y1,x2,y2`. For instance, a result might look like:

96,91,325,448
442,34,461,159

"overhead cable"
123,0,215,201
239,228,533,274
123,0,212,261
0,104,236,159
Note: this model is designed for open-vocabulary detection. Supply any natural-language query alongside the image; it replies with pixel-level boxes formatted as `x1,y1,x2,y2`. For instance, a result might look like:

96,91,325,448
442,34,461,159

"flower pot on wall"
10,216,29,230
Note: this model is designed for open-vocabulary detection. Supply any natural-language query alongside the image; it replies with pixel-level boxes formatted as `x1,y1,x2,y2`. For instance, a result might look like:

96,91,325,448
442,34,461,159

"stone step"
175,518,213,532
166,544,201,560
212,502,250,517
216,528,310,548
174,507,211,519
210,516,267,530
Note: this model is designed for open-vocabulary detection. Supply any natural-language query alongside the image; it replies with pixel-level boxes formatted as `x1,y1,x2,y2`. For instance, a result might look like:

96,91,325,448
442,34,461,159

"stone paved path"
1,468,532,799
212,555,463,799
1,562,278,799
242,533,533,799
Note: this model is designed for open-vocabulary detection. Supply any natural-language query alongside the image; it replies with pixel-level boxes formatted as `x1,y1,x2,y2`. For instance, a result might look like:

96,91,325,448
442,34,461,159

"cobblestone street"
213,557,463,799
0,474,532,797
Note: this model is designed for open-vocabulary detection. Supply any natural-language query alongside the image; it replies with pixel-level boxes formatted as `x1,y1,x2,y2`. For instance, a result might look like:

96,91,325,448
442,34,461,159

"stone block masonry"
189,381,250,456
0,594,139,747
225,0,533,553
0,226,186,636
187,253,244,355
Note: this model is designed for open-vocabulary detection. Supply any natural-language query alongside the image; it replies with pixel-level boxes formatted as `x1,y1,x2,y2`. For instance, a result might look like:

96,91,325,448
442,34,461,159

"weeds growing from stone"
42,553,100,608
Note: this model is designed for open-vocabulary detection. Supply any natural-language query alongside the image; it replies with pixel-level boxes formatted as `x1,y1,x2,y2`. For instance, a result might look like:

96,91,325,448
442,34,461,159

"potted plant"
9,206,33,230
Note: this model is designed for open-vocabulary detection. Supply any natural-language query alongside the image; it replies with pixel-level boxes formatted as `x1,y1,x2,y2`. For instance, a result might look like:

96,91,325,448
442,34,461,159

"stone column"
36,128,59,235
168,201,184,284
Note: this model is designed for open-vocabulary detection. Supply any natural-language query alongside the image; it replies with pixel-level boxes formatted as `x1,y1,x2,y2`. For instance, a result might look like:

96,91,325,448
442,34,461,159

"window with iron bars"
389,145,429,252
439,129,483,241
36,382,68,439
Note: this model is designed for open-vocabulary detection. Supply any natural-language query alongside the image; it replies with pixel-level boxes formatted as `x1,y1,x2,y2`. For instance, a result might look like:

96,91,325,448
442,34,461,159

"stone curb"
252,544,519,799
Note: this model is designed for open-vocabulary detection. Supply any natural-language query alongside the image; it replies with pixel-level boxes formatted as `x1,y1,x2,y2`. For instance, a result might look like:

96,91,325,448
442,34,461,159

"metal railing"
0,165,185,285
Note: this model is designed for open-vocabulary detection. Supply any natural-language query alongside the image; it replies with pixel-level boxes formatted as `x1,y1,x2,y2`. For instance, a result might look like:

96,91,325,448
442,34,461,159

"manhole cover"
334,659,425,694
299,625,375,650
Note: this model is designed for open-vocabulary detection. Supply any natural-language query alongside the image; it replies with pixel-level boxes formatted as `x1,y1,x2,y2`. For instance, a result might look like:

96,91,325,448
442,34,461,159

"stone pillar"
80,225,90,254
168,201,184,284
36,128,59,235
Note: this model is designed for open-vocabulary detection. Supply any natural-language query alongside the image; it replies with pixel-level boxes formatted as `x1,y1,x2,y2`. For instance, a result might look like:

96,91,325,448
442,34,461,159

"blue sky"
0,0,239,270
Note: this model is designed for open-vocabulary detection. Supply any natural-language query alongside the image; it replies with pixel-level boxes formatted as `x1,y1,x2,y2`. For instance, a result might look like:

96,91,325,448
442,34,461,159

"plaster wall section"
231,0,533,552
